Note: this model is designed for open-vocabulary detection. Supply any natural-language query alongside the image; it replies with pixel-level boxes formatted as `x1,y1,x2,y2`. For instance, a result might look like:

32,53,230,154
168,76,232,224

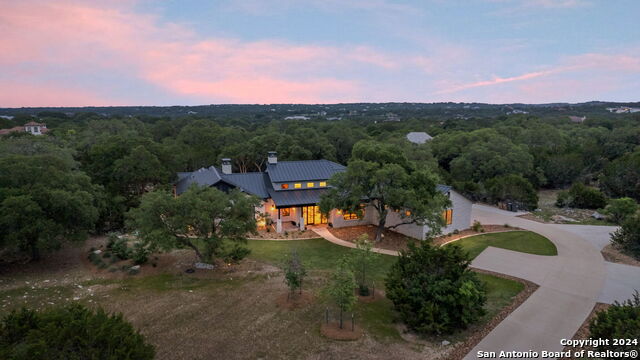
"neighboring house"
0,122,49,136
406,131,433,144
174,152,472,240
568,115,586,123
284,115,311,120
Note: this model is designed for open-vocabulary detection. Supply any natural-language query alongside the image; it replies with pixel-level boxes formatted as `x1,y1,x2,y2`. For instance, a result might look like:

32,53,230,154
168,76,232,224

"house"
568,115,586,123
174,152,472,240
0,122,49,136
406,132,433,144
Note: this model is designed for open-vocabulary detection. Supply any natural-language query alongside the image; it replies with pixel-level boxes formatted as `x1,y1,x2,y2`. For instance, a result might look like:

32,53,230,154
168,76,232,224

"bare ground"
601,244,640,267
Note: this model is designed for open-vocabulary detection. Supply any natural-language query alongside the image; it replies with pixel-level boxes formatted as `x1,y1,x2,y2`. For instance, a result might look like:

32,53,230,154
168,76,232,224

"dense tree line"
0,110,638,262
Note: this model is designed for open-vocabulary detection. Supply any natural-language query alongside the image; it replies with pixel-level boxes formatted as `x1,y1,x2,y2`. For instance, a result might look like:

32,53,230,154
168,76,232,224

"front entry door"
303,206,327,225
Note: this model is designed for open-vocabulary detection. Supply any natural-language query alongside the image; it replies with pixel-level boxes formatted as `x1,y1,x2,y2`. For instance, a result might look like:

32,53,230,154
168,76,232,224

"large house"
0,122,49,136
174,152,472,240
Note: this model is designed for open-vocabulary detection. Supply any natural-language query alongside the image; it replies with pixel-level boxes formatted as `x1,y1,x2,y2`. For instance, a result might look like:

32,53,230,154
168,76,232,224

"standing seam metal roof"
266,160,346,182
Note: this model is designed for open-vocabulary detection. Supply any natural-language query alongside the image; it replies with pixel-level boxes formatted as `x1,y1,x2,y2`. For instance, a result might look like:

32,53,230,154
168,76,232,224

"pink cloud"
0,83,118,107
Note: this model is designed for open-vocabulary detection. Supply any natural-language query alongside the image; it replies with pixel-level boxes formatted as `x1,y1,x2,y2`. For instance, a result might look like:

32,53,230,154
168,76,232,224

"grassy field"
0,237,527,359
449,231,558,259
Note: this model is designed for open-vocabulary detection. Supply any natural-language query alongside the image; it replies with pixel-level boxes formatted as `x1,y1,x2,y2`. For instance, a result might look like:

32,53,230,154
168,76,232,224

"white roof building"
406,132,433,144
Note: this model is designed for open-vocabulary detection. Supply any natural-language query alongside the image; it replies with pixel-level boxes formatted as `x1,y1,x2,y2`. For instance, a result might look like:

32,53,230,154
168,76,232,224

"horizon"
1,0,639,107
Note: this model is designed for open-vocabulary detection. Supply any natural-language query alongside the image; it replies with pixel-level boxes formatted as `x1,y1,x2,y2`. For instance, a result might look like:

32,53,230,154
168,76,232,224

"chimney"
221,158,232,174
268,151,277,165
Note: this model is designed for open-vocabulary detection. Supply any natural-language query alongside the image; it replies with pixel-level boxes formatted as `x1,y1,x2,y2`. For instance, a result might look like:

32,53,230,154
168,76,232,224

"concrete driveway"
465,204,639,360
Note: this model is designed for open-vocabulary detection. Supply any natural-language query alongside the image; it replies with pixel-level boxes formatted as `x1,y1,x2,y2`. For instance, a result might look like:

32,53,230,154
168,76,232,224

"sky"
0,0,639,106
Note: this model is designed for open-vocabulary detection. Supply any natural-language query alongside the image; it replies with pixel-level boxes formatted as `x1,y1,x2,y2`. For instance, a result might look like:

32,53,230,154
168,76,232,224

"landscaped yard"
521,189,614,226
0,237,528,360
448,231,558,259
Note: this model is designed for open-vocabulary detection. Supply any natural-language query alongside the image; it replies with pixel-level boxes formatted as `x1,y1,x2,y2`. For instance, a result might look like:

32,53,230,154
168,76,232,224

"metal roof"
436,184,452,194
406,132,433,144
175,166,222,195
221,172,270,198
266,160,346,182
268,187,328,207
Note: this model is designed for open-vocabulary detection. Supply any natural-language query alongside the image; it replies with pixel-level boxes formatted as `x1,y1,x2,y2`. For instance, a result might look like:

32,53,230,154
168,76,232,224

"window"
405,210,411,216
343,209,364,220
294,183,302,189
280,183,289,189
443,209,453,225
307,182,315,188
281,208,290,216
319,181,327,187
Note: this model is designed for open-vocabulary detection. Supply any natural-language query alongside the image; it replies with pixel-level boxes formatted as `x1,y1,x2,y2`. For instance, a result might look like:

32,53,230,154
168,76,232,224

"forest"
0,107,639,262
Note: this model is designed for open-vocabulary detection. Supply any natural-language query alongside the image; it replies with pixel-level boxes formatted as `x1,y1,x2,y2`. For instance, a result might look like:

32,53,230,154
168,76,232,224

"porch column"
276,208,282,233
299,206,305,231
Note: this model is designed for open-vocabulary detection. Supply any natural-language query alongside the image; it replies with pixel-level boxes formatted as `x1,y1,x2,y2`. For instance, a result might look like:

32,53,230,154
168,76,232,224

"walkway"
311,205,640,360
308,226,399,256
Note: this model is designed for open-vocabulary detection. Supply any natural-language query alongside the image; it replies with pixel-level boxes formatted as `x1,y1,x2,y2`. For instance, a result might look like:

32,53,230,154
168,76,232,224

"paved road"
465,205,632,360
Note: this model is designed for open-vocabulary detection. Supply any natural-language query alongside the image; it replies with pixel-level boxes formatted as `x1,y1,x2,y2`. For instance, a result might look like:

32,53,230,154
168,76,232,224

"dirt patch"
320,321,363,340
446,269,539,360
601,244,640,267
432,225,522,247
276,290,314,310
563,303,611,359
250,227,319,240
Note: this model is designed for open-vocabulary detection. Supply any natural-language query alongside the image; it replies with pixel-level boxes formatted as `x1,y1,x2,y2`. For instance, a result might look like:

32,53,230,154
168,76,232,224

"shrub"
471,220,484,232
131,242,150,265
604,197,638,224
589,291,640,357
611,213,640,258
111,238,131,260
282,249,307,297
557,183,608,209
223,245,251,264
385,242,486,335
0,304,155,359
484,174,538,210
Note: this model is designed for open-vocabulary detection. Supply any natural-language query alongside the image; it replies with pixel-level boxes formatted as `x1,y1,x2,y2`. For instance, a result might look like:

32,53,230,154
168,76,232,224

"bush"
471,220,483,232
589,291,640,358
111,238,131,260
385,242,486,335
0,304,155,359
484,174,538,210
611,213,640,258
131,242,150,265
604,197,638,224
557,183,607,209
223,245,251,264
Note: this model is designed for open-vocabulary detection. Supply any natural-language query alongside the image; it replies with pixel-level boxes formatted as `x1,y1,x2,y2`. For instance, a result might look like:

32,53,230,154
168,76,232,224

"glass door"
303,206,327,225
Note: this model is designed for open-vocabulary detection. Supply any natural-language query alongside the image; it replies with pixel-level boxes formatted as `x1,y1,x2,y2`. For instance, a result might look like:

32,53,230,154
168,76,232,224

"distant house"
284,115,311,120
384,113,401,122
568,116,586,123
406,132,433,144
174,152,472,240
0,122,49,136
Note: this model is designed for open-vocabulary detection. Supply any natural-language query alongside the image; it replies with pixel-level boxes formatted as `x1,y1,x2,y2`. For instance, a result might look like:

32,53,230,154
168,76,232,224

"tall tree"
320,141,449,242
328,257,357,329
128,186,259,263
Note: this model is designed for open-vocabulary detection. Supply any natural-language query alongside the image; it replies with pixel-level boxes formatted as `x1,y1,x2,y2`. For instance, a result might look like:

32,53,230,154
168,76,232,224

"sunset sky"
1,0,638,106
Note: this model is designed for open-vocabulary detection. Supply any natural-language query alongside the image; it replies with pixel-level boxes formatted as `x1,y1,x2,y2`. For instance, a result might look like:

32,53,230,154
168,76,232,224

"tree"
320,140,449,242
610,212,640,259
113,145,171,197
349,234,379,295
556,183,607,209
600,150,640,201
484,174,538,210
283,249,307,299
328,257,357,329
604,197,638,224
0,304,155,360
0,155,101,261
589,291,640,358
385,242,486,335
127,185,259,263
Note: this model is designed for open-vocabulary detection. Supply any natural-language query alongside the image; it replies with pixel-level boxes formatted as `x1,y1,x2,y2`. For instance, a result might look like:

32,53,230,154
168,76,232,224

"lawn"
449,231,558,259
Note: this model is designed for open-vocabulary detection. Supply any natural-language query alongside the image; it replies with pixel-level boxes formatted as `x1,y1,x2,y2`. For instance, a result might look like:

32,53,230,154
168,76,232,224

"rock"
551,215,576,223
591,211,606,220
130,265,141,271
195,262,214,270
442,340,450,346
93,249,102,255
73,297,80,301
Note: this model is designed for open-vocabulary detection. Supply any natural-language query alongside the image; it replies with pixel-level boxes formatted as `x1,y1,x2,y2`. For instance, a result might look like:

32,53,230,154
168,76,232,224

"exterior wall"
262,199,301,226
441,190,473,234
329,205,375,228
382,210,427,240
271,181,328,191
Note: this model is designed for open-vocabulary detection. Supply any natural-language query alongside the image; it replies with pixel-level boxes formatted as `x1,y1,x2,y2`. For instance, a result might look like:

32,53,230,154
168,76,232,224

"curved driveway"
465,204,639,359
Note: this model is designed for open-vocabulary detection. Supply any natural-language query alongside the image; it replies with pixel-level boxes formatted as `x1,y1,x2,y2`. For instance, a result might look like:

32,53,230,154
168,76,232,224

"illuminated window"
443,209,453,225
319,181,327,187
405,210,411,216
281,183,289,189
343,209,364,220
307,182,315,188
294,183,302,189
281,208,291,216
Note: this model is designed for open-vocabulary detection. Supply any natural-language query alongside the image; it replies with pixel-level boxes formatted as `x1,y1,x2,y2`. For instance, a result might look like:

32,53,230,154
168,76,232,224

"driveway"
465,204,639,360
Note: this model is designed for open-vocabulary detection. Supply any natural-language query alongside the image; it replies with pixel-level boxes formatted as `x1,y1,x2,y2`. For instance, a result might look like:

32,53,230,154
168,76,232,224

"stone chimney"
221,158,232,174
268,151,277,165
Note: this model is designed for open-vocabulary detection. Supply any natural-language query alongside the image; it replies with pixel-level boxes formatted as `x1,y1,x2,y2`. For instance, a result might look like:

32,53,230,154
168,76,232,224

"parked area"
1,236,529,360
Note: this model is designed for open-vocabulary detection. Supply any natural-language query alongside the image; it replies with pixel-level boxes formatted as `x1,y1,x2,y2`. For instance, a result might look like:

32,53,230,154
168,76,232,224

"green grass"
449,231,558,259
247,238,396,285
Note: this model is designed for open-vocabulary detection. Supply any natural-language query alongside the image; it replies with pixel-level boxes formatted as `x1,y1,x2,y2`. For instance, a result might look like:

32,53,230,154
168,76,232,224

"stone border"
446,269,540,360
